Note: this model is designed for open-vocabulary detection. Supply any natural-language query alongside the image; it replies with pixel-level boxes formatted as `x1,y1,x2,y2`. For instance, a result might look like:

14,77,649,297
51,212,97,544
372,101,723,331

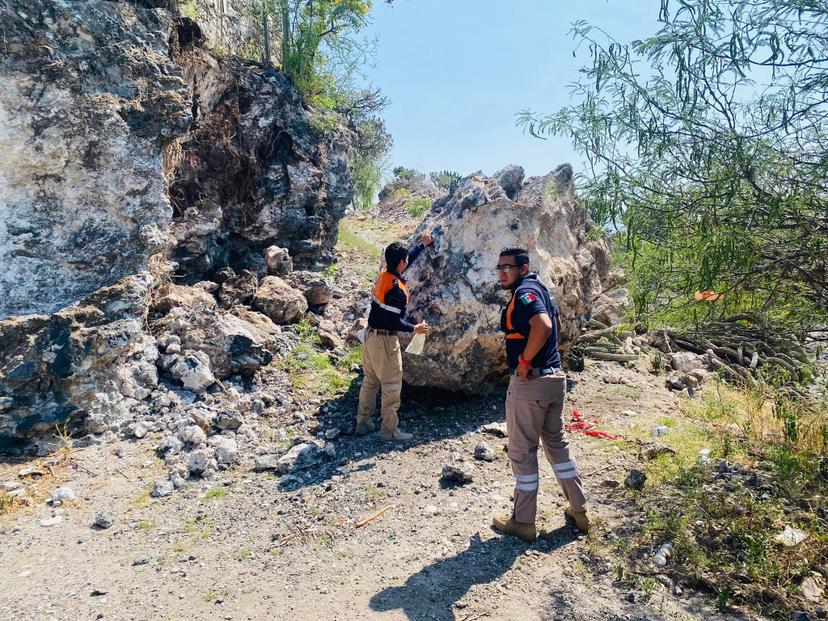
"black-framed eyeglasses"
494,264,517,273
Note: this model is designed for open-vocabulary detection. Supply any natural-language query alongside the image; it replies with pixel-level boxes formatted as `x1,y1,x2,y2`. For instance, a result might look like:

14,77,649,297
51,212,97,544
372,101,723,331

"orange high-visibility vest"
505,295,525,340
371,269,408,314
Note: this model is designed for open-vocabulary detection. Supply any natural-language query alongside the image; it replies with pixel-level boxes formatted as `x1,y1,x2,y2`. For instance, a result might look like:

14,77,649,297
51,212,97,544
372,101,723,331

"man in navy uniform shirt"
491,247,589,540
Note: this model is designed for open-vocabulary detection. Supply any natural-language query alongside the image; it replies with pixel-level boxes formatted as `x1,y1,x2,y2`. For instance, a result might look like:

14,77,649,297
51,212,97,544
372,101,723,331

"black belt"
367,328,397,336
509,366,561,378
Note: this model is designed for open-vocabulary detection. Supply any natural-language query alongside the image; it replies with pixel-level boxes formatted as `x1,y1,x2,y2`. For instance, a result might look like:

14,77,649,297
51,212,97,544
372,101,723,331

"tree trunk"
280,0,291,71
261,2,271,64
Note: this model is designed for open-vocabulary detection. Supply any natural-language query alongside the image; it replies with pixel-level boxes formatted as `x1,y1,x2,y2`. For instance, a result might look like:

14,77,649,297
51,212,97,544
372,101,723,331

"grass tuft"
204,487,227,501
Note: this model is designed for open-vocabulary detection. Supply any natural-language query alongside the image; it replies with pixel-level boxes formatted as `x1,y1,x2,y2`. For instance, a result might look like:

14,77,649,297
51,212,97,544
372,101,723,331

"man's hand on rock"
422,231,434,246
414,321,431,335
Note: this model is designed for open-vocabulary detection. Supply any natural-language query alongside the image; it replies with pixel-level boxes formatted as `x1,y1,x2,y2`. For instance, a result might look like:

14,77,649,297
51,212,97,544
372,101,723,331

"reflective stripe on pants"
505,373,587,524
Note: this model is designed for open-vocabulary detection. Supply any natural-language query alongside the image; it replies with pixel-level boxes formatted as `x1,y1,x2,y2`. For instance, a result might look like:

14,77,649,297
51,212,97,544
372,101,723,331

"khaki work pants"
505,372,587,524
357,330,403,436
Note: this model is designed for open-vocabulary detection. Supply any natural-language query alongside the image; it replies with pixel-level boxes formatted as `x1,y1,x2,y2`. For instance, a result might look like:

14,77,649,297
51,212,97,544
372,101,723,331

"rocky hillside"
0,2,615,467
0,0,353,452
374,173,447,223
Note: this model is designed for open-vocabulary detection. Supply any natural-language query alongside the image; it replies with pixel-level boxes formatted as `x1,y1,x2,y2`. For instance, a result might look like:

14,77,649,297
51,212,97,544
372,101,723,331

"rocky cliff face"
167,35,353,277
402,165,611,392
0,0,191,319
185,0,262,60
0,0,353,452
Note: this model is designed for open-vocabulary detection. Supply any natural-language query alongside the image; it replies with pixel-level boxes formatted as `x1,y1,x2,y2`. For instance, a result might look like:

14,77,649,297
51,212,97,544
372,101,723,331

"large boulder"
590,288,631,327
217,270,258,309
287,271,333,307
265,246,294,276
253,276,308,324
402,164,610,392
376,174,448,223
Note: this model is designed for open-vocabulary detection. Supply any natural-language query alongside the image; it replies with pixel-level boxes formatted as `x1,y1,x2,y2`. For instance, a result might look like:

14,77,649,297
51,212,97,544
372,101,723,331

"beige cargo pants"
506,372,587,524
357,330,403,436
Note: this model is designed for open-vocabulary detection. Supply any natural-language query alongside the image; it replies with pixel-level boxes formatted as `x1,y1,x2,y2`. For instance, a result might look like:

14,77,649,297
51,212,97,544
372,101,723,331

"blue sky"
359,0,661,179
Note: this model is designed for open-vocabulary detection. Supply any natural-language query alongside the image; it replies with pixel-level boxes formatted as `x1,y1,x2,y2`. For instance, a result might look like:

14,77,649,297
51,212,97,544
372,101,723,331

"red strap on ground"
566,410,620,441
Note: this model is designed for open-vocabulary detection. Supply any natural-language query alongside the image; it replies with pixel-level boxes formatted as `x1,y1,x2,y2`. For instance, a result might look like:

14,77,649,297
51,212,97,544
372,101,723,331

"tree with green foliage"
391,166,421,183
336,87,392,162
232,2,393,209
351,153,385,210
519,0,828,329
271,0,373,106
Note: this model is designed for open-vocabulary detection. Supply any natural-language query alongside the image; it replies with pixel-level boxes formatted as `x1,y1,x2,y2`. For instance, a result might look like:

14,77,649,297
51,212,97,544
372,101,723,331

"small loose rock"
473,442,496,462
441,458,474,484
624,469,647,491
177,425,207,446
49,486,76,506
128,422,149,439
151,480,174,498
94,512,115,529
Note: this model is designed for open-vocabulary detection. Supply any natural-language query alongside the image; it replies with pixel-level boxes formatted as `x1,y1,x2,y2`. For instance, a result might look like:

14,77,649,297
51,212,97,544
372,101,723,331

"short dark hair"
385,242,409,269
499,247,530,266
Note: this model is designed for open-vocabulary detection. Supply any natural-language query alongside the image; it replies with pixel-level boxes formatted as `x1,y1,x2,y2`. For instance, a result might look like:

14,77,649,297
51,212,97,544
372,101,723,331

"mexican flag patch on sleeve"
519,292,538,305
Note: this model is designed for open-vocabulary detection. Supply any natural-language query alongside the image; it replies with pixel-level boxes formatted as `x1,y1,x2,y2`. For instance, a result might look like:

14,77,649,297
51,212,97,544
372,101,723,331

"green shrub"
407,197,432,219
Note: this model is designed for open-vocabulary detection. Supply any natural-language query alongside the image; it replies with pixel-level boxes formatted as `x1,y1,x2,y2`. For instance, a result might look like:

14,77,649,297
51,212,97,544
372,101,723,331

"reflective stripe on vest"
505,294,525,340
372,269,408,315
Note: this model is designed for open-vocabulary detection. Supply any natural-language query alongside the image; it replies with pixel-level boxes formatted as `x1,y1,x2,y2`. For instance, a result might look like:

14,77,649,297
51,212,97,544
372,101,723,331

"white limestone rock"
403,164,611,391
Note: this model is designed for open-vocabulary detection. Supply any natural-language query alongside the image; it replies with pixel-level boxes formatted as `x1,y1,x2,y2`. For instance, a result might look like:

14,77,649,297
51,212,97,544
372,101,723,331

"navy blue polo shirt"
500,273,561,369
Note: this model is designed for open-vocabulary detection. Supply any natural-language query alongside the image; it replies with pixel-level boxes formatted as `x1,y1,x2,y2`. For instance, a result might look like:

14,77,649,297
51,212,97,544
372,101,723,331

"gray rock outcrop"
167,35,353,276
0,275,159,451
375,175,447,223
0,1,354,452
402,164,610,392
0,0,190,319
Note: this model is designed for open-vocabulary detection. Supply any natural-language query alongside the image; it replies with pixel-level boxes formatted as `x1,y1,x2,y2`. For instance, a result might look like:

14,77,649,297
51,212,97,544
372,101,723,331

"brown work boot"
380,429,413,442
355,420,375,436
492,513,537,542
564,507,590,533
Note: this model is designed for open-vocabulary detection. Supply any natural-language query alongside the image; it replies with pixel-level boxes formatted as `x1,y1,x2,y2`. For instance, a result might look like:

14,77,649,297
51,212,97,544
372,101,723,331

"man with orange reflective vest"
491,247,589,541
356,233,433,441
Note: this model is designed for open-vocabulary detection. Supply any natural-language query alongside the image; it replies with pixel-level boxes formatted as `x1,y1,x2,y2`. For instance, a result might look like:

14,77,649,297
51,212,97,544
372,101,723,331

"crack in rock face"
402,164,611,393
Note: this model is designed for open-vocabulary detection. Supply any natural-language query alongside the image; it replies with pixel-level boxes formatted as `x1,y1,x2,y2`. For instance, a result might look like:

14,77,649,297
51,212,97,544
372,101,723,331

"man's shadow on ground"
278,376,508,492
369,527,576,621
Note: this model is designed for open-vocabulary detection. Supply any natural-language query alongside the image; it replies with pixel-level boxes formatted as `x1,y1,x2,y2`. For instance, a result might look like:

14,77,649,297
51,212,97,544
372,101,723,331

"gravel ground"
0,361,750,621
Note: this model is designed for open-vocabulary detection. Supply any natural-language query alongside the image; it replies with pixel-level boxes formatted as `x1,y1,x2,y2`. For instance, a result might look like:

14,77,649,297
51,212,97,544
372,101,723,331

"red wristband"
518,355,532,367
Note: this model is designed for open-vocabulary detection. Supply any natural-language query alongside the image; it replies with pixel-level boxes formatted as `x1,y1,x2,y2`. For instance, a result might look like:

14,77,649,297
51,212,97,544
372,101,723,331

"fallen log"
577,326,627,344
588,352,639,362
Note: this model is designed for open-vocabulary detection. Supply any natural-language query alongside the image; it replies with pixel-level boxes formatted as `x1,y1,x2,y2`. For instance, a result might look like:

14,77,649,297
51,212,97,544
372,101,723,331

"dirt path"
1,361,749,621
